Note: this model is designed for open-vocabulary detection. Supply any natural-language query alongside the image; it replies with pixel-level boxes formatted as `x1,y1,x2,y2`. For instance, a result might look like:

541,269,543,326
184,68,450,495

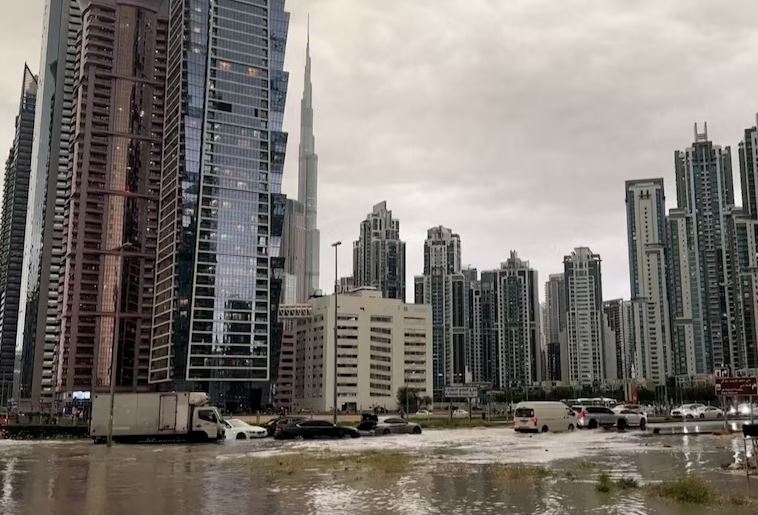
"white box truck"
90,392,225,443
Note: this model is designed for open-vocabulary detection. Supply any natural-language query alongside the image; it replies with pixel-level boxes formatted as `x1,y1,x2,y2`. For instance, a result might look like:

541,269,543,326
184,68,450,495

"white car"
728,403,758,417
616,409,647,429
613,404,642,414
223,418,267,440
452,409,469,418
670,404,705,419
697,406,724,419
415,409,432,416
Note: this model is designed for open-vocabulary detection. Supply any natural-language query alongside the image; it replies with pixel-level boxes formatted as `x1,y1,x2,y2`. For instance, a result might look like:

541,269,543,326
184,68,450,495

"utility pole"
331,241,342,425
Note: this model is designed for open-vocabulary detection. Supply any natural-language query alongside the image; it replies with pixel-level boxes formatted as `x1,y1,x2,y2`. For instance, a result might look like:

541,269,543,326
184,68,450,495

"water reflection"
0,431,756,515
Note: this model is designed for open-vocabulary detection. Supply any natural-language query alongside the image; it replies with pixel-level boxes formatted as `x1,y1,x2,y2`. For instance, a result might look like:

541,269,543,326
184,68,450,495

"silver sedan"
374,417,422,435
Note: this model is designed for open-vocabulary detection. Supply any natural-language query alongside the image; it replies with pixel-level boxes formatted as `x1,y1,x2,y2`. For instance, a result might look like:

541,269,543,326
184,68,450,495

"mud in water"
1,428,756,514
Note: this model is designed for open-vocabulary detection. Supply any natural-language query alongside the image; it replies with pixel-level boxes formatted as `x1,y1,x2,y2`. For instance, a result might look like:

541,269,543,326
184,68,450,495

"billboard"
715,377,758,396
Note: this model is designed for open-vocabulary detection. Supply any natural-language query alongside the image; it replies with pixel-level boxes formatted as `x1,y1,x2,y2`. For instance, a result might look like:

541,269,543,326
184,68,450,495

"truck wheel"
541,425,549,433
236,433,246,440
568,424,575,432
383,429,391,436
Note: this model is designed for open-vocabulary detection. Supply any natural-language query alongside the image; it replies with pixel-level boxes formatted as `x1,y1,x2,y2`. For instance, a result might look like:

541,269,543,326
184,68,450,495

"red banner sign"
715,377,758,396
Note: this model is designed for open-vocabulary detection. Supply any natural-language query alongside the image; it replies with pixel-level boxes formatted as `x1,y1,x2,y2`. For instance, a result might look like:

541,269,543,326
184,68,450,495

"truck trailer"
90,392,225,443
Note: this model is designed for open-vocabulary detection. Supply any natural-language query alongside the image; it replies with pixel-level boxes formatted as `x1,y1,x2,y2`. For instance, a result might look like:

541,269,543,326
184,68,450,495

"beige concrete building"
293,288,432,412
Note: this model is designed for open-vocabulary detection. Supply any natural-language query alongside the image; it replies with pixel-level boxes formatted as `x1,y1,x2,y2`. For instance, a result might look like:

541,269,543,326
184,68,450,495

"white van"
513,401,576,433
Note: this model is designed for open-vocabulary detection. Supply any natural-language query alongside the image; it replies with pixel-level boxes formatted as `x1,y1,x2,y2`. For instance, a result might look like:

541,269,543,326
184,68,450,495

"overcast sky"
3,0,758,303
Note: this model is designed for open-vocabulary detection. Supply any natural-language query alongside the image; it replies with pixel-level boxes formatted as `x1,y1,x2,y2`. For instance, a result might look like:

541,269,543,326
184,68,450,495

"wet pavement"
1,427,756,515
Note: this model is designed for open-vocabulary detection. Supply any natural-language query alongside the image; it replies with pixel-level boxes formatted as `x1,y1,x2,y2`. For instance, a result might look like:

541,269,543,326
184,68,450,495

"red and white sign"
715,377,758,396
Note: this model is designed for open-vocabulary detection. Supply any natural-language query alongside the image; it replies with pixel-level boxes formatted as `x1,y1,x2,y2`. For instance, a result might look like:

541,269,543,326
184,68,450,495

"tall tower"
298,18,320,299
353,201,406,300
674,123,734,373
149,0,290,412
57,0,168,399
564,247,607,385
625,179,672,384
544,274,566,381
0,66,37,407
414,226,464,397
16,0,81,411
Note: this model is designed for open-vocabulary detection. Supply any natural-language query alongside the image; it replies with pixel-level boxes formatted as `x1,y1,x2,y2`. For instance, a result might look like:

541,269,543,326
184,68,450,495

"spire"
306,12,310,54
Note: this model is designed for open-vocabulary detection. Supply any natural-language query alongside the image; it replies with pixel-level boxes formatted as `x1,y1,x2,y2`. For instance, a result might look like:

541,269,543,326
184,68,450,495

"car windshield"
225,419,246,428
514,408,534,418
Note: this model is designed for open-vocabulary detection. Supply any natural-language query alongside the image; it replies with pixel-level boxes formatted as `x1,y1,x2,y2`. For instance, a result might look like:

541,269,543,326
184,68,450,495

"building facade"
281,197,305,303
148,0,290,412
0,67,37,407
544,273,566,382
352,201,406,300
16,0,81,410
293,289,432,412
414,226,465,397
625,178,672,384
564,247,607,385
57,0,168,399
602,299,645,381
673,123,734,373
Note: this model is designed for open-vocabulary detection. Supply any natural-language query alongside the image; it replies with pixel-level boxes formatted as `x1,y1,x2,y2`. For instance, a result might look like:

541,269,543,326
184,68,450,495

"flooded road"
1,428,756,515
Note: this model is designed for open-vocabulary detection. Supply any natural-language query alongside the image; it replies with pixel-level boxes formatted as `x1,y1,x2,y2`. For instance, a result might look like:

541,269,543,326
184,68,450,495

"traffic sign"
715,377,758,396
444,386,479,399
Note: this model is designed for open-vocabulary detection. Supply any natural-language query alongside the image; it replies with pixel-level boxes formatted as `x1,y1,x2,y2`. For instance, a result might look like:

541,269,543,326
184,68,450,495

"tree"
396,387,419,413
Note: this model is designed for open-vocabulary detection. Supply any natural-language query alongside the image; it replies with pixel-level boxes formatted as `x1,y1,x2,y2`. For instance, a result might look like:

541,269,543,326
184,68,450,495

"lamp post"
331,241,342,425
106,241,133,447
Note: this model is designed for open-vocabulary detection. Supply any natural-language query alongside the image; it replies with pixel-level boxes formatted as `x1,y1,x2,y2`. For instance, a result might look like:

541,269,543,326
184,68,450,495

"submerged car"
264,416,308,437
698,406,724,419
223,418,267,440
615,409,647,430
576,406,619,429
273,419,361,440
670,404,705,419
374,417,422,435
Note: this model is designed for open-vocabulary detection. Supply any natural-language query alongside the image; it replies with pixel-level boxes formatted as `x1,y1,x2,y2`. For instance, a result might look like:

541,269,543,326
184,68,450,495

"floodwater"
1,427,756,515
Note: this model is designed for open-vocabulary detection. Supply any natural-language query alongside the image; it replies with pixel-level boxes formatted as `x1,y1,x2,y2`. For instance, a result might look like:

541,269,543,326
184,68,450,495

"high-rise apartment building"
496,252,541,387
0,67,37,406
353,201,406,300
728,118,758,373
602,299,645,381
674,124,734,373
298,24,320,300
281,197,305,303
625,178,672,383
667,208,700,376
16,0,81,410
544,273,566,382
57,0,168,399
564,247,607,385
149,0,290,412
293,288,432,412
414,226,465,397
462,266,484,383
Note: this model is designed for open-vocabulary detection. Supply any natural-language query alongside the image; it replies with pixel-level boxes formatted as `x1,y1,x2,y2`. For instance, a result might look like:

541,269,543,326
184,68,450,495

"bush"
653,475,716,504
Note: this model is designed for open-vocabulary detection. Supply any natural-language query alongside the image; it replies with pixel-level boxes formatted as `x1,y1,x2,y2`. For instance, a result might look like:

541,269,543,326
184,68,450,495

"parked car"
576,406,620,429
415,409,432,416
273,419,361,440
452,409,469,418
513,401,576,433
615,409,647,430
264,416,307,437
374,417,422,435
223,418,267,440
613,404,642,414
697,406,724,419
670,404,705,419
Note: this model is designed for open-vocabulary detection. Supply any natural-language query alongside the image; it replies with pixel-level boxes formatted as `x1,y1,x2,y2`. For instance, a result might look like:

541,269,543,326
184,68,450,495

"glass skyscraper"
150,0,290,412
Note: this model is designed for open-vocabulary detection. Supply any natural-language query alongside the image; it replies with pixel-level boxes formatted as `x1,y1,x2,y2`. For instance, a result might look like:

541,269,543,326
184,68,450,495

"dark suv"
264,416,307,437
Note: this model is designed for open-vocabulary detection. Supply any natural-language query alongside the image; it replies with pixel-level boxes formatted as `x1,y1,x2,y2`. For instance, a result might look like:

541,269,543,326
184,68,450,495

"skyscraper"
0,66,37,407
625,178,672,383
674,123,734,373
728,118,758,373
494,252,541,387
16,0,81,410
414,226,464,397
544,274,566,381
602,299,644,381
281,197,305,303
149,0,290,412
298,21,320,300
667,208,700,376
564,247,607,385
57,0,168,399
353,201,406,300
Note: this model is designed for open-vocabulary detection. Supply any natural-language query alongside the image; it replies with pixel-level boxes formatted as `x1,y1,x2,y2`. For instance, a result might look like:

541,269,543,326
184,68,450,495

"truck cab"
192,406,225,441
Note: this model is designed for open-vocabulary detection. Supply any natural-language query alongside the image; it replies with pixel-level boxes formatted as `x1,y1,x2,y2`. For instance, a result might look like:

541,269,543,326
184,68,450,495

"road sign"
444,386,479,399
715,377,758,396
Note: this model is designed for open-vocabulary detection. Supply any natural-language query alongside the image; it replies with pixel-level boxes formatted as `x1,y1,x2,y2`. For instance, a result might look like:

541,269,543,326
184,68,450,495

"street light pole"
332,241,342,425
106,241,132,447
